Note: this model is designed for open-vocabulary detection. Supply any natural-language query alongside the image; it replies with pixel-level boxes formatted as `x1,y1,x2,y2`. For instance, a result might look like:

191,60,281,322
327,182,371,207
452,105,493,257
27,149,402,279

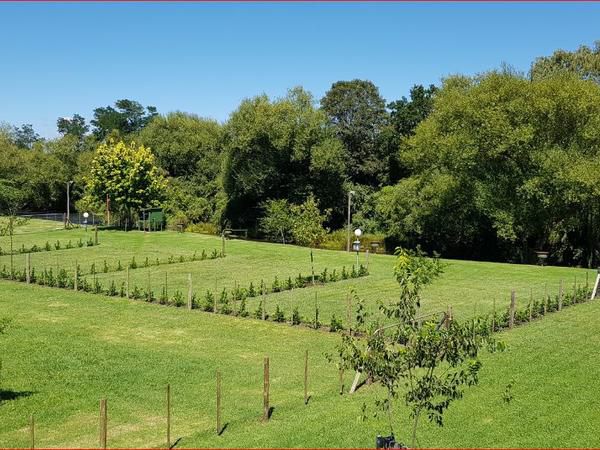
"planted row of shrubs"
1,261,367,332
87,248,224,275
479,283,592,332
0,238,97,256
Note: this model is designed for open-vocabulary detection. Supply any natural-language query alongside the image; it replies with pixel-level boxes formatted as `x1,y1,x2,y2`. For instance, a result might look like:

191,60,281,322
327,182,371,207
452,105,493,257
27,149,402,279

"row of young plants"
479,283,592,332
86,248,224,275
0,237,98,256
0,262,368,332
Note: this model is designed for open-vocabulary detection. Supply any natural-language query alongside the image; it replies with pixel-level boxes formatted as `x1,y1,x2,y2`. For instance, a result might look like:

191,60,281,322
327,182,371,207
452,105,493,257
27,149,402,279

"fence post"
94,226,99,246
559,280,563,311
26,253,31,284
261,283,266,321
346,291,352,336
509,290,516,329
310,251,315,286
166,384,171,449
574,276,577,302
126,266,130,299
147,273,151,302
263,357,270,421
365,249,369,271
187,274,193,310
99,399,107,449
339,367,345,395
492,298,496,332
216,370,222,435
529,288,533,322
29,414,34,450
304,350,309,405
544,283,548,315
221,234,225,257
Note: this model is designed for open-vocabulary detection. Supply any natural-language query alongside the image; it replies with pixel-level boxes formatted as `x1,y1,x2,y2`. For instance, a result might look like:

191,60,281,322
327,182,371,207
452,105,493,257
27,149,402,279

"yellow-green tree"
85,140,166,224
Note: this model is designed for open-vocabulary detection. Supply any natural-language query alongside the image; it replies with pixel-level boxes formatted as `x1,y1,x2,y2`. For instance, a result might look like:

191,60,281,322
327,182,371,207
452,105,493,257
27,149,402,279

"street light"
346,190,356,252
353,228,362,267
83,212,89,232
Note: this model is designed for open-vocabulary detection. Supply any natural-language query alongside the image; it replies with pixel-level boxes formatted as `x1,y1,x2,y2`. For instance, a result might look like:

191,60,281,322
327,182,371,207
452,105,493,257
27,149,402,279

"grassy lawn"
1,279,600,447
1,220,594,327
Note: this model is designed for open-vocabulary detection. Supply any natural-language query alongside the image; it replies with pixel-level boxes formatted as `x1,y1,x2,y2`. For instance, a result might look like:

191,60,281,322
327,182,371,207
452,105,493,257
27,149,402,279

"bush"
329,314,343,332
186,222,218,235
202,290,215,312
291,306,301,325
273,304,286,323
172,290,185,307
319,229,387,252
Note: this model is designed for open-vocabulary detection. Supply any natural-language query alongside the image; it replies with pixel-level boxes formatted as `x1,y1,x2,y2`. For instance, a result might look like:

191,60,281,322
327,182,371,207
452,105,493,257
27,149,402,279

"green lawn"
1,221,594,327
1,279,600,447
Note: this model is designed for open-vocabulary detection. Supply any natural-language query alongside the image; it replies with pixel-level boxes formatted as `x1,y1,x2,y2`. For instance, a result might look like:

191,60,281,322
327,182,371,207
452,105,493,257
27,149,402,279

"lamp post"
346,190,355,252
83,212,89,232
66,180,74,228
352,228,362,267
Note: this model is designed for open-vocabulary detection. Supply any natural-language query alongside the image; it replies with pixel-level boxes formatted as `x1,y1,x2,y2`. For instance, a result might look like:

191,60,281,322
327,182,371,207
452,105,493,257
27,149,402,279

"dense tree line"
2,42,600,266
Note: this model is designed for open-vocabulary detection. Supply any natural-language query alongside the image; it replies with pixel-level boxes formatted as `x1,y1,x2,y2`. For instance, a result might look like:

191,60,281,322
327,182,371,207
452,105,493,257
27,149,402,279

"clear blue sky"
1,2,599,138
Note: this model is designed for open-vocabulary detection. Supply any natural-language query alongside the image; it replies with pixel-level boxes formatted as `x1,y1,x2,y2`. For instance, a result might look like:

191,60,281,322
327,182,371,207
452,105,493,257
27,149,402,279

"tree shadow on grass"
0,390,35,405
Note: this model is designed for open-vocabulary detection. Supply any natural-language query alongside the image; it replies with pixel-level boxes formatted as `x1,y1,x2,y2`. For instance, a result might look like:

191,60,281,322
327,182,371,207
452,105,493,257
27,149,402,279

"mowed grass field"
0,220,595,327
2,279,600,447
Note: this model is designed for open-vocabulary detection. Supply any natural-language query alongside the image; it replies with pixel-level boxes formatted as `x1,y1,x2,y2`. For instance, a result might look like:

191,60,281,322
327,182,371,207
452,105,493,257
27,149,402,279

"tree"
332,248,500,447
91,99,158,140
11,124,40,149
223,88,346,230
138,112,224,225
84,140,167,225
0,183,28,278
388,84,438,138
376,69,600,264
320,79,388,186
57,114,89,141
259,199,295,244
531,41,600,83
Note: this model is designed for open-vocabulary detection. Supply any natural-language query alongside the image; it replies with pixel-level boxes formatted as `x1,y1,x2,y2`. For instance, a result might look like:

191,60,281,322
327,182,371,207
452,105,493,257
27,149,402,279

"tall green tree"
223,87,346,229
91,99,157,140
84,140,167,224
57,114,89,142
320,79,388,186
531,41,600,83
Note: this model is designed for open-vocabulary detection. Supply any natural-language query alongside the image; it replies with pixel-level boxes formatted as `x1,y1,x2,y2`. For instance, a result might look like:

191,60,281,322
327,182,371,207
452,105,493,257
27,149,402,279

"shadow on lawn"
0,389,35,404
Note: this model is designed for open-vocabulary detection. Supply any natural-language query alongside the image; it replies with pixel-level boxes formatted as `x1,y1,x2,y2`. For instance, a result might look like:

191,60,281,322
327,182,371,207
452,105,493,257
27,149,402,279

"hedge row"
0,238,97,256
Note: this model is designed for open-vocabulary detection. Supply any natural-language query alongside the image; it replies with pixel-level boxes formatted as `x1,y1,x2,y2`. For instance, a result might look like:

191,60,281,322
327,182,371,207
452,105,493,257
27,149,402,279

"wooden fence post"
304,350,309,405
94,225,99,246
99,399,107,449
492,298,496,332
263,357,270,421
346,291,352,336
365,249,369,271
26,253,31,284
509,290,516,329
166,384,171,449
559,280,563,311
29,414,34,450
216,370,222,435
544,283,548,315
261,284,266,321
529,288,533,322
574,276,577,302
310,250,315,286
126,266,130,299
187,273,193,310
339,367,345,395
74,260,79,291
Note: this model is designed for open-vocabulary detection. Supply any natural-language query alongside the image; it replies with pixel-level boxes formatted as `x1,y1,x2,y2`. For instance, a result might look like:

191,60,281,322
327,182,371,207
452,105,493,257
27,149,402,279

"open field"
1,278,600,447
0,220,595,327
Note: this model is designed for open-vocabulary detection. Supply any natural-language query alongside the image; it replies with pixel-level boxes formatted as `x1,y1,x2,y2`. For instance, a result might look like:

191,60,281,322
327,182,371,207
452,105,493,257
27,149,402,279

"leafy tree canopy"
91,99,158,140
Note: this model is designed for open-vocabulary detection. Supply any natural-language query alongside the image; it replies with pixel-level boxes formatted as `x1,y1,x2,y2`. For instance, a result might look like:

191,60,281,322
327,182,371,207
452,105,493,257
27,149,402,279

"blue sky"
1,2,599,138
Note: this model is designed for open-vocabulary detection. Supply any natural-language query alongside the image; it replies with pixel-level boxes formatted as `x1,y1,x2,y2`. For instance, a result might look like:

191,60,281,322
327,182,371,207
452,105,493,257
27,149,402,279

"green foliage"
531,40,600,82
273,304,286,323
84,140,167,223
291,306,301,325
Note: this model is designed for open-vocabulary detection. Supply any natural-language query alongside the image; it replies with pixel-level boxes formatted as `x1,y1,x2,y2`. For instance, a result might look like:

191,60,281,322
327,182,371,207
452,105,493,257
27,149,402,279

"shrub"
186,222,218,235
108,280,118,297
329,269,339,282
130,257,137,269
320,268,328,283
291,306,301,325
87,237,94,247
201,249,207,260
117,260,123,271
172,290,185,307
202,290,215,312
295,273,306,289
358,264,369,277
329,314,343,332
341,266,348,280
254,302,264,319
159,287,169,305
350,265,358,278
239,297,248,317
144,257,150,268
54,240,61,251
285,276,294,291
66,240,73,249
119,282,126,297
273,304,286,323
77,238,84,248
210,249,219,259
272,276,282,293
248,282,257,297
103,260,109,273
45,241,51,251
